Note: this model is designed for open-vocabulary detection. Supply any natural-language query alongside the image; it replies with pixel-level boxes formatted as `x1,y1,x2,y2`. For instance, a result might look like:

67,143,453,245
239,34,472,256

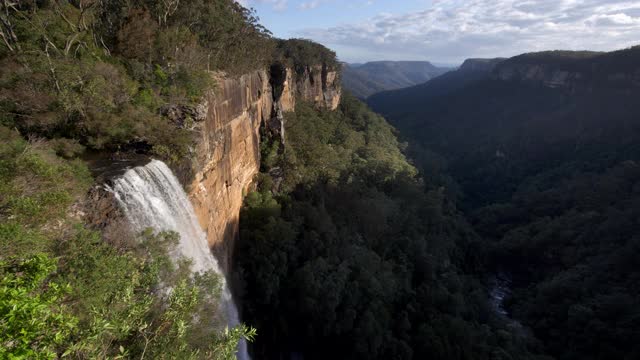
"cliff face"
293,65,342,110
186,65,340,268
493,62,586,89
492,48,640,90
186,71,271,267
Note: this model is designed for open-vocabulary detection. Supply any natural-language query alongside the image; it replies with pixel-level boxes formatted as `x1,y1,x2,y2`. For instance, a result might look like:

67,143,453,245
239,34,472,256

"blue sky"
237,0,640,65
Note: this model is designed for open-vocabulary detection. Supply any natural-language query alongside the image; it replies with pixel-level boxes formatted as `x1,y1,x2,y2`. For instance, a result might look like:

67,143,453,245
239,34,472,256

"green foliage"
259,129,281,171
154,64,170,87
278,93,415,190
209,325,257,360
0,229,256,360
134,88,162,110
0,125,254,359
473,161,640,360
237,95,542,359
368,47,640,359
0,255,76,360
274,39,339,74
162,0,274,75
0,0,269,163
48,138,85,159
0,127,91,257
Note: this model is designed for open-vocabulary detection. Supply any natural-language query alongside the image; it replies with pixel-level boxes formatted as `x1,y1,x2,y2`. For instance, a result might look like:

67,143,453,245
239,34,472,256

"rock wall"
293,64,342,110
186,66,340,269
492,50,640,90
187,71,270,269
493,63,586,89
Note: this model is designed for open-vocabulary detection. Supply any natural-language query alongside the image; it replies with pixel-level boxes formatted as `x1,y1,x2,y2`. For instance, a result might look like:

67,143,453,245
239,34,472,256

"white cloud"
298,1,320,10
587,12,640,26
298,0,640,62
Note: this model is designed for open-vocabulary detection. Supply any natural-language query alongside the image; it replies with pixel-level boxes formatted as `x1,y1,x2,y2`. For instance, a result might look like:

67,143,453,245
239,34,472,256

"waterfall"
489,272,523,332
106,159,249,360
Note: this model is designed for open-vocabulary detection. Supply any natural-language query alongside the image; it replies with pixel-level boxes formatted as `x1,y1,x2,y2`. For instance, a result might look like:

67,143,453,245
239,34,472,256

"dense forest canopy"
235,94,550,359
341,61,450,99
368,46,640,360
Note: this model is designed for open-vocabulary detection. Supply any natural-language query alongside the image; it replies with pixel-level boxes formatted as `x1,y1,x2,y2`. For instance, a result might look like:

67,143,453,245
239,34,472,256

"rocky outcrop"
185,65,341,269
293,64,341,110
83,186,118,229
84,156,151,231
83,184,138,249
275,66,296,111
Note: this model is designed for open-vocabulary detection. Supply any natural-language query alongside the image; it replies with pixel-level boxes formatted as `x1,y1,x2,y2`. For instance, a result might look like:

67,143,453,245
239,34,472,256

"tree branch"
0,0,21,51
64,32,80,55
45,42,61,93
0,27,14,51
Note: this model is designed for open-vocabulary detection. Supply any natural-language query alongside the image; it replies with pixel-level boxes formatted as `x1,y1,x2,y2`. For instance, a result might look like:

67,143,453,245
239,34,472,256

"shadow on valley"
368,46,640,360
235,95,549,359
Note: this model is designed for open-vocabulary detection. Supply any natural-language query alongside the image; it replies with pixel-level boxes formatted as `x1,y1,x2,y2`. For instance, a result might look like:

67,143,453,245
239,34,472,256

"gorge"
368,46,640,360
2,1,640,360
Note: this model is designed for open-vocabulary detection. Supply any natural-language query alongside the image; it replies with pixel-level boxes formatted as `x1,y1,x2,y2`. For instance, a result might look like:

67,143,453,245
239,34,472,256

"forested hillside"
342,61,449,98
368,47,640,360
235,94,549,359
368,58,504,118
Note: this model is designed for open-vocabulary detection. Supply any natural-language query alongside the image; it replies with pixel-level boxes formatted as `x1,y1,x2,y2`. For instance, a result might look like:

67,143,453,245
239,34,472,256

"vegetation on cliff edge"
0,126,255,358
0,0,278,357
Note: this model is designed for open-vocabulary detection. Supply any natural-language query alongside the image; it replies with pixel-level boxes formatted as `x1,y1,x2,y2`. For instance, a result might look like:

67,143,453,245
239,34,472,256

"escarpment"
186,65,341,269
492,47,640,90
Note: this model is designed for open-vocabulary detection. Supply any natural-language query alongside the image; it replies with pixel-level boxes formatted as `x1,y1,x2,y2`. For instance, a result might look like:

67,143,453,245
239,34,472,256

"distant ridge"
342,60,451,98
459,58,506,72
368,57,505,116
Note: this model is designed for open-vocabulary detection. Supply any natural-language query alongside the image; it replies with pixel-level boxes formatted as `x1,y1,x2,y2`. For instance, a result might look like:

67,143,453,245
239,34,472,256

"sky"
235,0,640,65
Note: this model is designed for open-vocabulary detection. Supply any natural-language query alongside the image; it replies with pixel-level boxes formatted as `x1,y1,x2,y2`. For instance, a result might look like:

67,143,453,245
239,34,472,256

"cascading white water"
106,159,249,360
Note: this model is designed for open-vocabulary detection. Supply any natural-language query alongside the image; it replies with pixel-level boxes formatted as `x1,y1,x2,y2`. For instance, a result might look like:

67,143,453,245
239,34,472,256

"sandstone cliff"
492,48,640,90
493,61,587,89
186,65,341,269
285,64,342,110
